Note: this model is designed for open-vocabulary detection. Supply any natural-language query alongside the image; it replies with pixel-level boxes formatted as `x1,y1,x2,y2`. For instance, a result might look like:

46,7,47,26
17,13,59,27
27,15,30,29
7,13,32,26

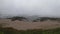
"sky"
0,0,60,18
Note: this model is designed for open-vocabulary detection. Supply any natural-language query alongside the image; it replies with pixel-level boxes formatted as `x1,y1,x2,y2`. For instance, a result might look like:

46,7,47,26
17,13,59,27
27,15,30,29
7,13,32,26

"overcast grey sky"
0,0,60,17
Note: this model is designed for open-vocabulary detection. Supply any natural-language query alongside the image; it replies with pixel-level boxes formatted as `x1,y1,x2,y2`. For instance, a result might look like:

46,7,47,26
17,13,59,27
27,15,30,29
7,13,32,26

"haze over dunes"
0,18,60,30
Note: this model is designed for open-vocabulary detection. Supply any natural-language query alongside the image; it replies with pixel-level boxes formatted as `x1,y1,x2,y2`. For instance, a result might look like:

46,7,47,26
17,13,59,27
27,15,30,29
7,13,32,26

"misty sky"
0,0,60,17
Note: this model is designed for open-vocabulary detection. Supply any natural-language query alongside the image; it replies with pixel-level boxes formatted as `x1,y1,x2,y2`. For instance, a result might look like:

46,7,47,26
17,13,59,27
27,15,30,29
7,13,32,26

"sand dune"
0,19,60,30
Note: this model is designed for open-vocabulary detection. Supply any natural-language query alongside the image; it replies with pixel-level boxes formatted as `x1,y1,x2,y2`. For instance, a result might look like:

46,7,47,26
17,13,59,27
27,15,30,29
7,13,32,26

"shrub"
7,16,27,21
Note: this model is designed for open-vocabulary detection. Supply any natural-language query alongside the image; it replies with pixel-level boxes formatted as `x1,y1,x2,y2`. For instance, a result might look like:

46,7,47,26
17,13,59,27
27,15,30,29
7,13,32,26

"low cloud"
0,0,60,18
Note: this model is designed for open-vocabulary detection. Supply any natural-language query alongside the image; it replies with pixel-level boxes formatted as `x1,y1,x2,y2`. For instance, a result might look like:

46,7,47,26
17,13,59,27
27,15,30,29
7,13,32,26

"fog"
0,0,60,18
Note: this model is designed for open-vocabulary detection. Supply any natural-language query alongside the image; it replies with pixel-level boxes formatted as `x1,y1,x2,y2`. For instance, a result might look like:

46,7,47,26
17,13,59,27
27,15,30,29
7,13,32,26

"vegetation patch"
0,27,60,34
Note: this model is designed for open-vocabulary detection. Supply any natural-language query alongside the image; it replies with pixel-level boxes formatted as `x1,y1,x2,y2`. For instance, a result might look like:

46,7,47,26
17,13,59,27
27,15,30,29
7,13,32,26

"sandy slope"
0,19,60,30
